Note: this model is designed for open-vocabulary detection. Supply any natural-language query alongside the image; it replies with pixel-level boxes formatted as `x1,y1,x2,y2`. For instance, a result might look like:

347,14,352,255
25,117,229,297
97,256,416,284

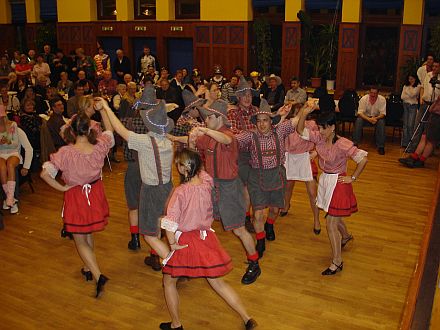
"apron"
316,172,338,212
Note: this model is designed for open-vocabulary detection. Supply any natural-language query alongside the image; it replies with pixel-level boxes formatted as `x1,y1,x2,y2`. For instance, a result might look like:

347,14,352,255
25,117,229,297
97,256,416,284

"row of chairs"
336,90,404,141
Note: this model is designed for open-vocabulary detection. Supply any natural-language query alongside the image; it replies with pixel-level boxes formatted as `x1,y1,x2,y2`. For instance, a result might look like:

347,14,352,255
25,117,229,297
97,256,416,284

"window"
10,0,26,24
135,0,156,19
98,0,116,20
40,0,57,21
175,0,200,19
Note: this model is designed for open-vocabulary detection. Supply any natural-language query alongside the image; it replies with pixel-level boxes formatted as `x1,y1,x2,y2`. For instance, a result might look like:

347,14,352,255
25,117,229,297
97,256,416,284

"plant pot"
326,80,335,91
311,77,322,88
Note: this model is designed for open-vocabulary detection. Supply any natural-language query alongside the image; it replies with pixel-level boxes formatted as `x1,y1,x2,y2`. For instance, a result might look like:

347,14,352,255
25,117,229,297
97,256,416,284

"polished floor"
0,136,438,330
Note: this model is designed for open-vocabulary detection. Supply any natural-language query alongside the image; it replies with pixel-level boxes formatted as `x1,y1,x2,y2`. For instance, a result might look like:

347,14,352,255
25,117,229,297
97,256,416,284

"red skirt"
327,181,358,217
162,230,233,278
311,159,318,178
63,180,109,233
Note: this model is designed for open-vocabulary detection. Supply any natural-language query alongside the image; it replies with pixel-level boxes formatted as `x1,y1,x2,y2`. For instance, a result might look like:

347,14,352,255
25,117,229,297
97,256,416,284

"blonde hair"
77,95,94,113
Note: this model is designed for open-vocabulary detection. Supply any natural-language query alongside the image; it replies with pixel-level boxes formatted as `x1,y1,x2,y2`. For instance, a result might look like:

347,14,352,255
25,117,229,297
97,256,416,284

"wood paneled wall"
335,23,360,98
281,22,301,87
396,24,423,87
56,21,250,78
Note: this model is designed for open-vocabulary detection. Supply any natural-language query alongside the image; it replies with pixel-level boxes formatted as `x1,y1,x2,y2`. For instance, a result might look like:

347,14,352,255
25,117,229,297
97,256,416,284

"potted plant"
298,11,338,89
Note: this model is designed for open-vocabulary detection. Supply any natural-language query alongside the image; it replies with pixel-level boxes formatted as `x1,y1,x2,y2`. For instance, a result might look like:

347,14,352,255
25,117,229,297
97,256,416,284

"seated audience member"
352,87,386,155
0,56,11,83
209,66,227,89
7,72,20,93
57,71,73,97
52,49,73,86
112,84,127,112
34,76,49,102
262,75,285,112
118,82,138,118
285,76,307,106
15,54,32,84
124,74,133,86
21,87,46,115
77,70,96,95
19,99,42,151
74,48,95,81
98,70,118,98
156,78,183,122
156,67,171,87
0,105,33,214
32,54,51,86
145,65,158,84
47,96,67,150
10,51,21,70
170,70,185,91
67,83,85,118
221,75,239,104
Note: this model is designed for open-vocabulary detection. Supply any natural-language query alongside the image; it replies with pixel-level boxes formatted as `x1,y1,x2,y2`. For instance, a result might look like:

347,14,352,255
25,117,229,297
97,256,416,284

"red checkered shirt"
227,104,258,135
236,120,295,169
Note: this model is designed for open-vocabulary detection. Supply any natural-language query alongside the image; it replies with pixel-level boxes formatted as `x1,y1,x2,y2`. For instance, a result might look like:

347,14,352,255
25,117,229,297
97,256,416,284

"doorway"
132,37,157,68
167,38,193,75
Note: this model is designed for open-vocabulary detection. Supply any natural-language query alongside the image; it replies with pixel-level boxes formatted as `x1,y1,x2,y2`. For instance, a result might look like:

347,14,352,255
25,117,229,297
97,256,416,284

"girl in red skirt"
297,102,368,275
40,97,114,297
160,149,257,330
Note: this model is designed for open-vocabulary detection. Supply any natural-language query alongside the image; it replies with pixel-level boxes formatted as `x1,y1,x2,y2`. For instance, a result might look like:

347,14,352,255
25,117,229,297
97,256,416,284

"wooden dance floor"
0,138,438,330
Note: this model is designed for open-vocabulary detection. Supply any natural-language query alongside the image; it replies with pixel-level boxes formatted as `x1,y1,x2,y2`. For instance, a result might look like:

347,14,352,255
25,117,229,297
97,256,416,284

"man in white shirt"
353,87,387,155
417,54,434,86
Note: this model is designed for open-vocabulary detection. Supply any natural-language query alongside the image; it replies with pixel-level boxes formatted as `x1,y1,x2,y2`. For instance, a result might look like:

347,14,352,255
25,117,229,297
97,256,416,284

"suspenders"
149,136,164,185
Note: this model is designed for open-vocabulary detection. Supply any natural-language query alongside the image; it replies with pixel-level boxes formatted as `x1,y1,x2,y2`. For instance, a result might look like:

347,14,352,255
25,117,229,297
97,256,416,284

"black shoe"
61,228,73,240
95,274,109,298
412,159,425,168
313,228,321,235
241,260,261,285
255,239,265,258
264,222,275,241
81,268,93,281
245,318,258,330
159,322,184,330
321,262,343,275
341,234,353,248
144,254,162,271
279,209,289,217
399,157,415,167
128,233,141,250
109,154,121,163
378,147,385,155
245,215,255,234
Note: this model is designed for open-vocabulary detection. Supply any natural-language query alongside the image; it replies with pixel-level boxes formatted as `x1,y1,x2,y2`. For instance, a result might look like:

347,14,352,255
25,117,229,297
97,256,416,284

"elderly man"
113,49,131,84
352,87,387,155
98,70,118,97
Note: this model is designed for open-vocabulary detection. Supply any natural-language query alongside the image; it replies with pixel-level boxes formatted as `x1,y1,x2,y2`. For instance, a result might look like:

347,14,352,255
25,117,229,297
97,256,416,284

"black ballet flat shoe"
279,207,290,217
159,322,184,330
255,239,266,259
144,254,162,271
95,274,109,298
128,233,141,250
241,261,261,285
313,228,321,235
245,318,258,330
60,228,73,240
264,222,275,241
321,262,343,276
341,234,353,248
81,268,93,281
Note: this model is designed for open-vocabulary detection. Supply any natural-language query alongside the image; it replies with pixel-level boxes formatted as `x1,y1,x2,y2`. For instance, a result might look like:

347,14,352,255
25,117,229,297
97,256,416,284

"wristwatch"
351,175,357,182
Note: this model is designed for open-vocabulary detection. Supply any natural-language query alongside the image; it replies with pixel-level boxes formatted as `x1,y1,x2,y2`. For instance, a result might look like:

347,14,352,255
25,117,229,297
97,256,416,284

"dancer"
40,99,114,297
187,99,261,284
279,104,321,234
235,99,298,258
297,103,368,275
227,76,259,233
160,148,257,330
120,88,153,251
102,92,173,271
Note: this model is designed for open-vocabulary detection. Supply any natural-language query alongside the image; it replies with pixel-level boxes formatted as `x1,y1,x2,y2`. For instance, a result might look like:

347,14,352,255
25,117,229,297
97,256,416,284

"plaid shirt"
236,120,295,169
121,116,148,161
227,104,258,135
173,113,205,136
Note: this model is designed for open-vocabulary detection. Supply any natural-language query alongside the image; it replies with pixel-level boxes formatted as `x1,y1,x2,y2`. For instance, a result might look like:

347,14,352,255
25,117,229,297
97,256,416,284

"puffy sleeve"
17,127,33,169
338,138,368,164
43,147,67,178
94,130,115,157
199,170,214,187
276,119,295,140
161,188,184,233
